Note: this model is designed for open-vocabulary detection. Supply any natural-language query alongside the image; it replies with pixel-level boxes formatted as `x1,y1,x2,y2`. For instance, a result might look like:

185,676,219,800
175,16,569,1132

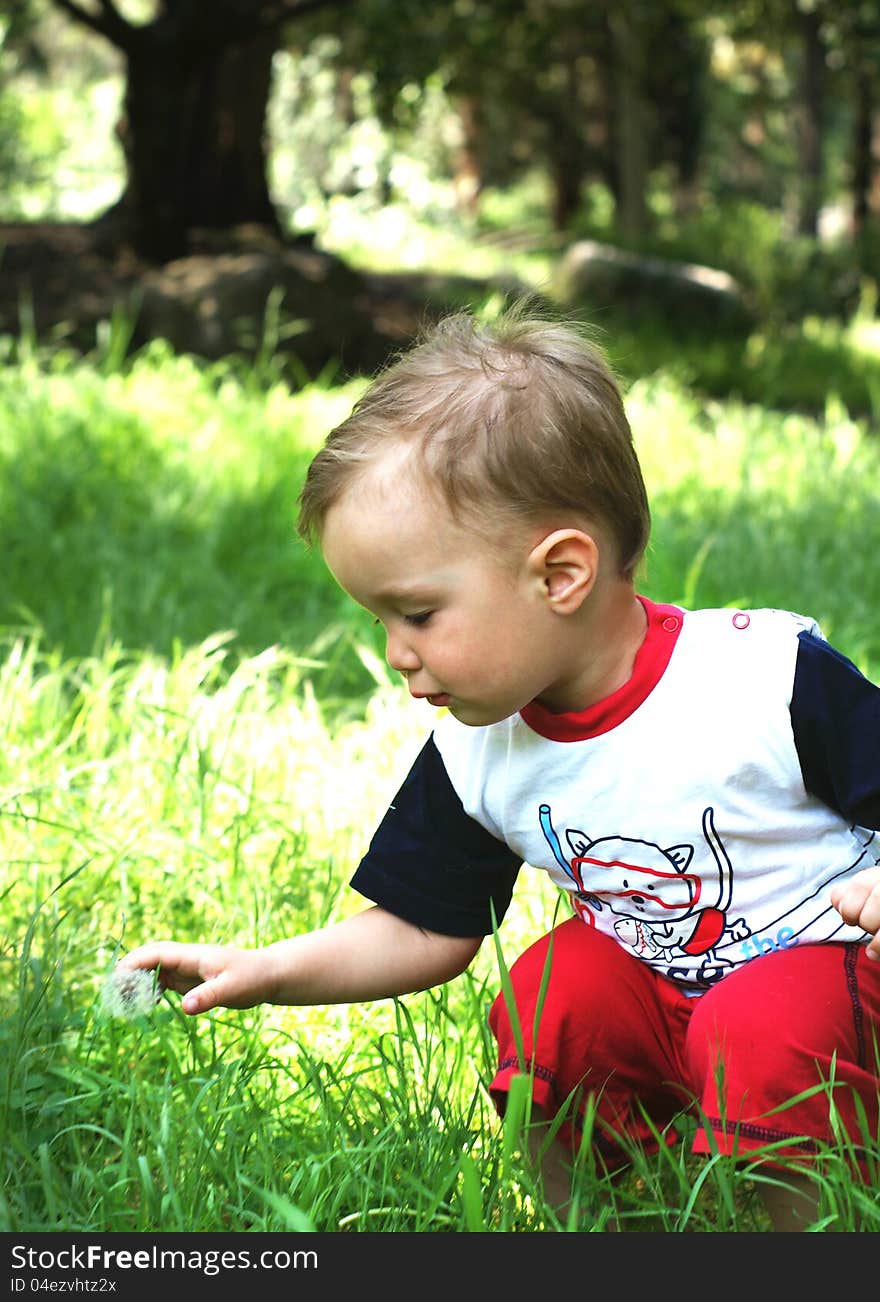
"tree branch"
266,0,359,22
210,0,360,43
171,0,360,55
52,0,134,51
54,0,357,59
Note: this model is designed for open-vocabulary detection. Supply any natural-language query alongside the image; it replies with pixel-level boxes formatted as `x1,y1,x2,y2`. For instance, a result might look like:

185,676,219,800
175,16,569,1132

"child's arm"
117,905,482,1015
831,869,880,960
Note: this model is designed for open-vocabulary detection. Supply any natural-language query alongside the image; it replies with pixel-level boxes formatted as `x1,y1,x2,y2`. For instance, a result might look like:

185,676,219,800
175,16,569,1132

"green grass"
1,330,880,1232
0,334,384,697
630,374,880,676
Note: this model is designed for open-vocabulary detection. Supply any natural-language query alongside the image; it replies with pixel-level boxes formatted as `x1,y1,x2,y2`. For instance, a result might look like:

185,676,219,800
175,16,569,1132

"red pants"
488,919,880,1171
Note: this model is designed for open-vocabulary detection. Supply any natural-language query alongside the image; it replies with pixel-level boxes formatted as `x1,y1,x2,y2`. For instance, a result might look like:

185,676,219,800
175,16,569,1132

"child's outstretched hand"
831,868,880,960
116,943,271,1015
116,909,483,1016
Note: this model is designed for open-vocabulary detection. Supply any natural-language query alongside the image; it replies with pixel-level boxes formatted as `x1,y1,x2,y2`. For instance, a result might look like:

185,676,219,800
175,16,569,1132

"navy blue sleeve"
790,630,880,828
349,736,522,937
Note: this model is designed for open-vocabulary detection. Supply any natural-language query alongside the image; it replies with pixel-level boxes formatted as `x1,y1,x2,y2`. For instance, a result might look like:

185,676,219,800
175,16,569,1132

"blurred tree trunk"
607,2,649,241
796,5,825,239
452,96,483,217
850,0,880,259
549,147,585,231
119,29,279,262
546,58,588,231
53,0,350,263
852,66,880,240
663,10,707,222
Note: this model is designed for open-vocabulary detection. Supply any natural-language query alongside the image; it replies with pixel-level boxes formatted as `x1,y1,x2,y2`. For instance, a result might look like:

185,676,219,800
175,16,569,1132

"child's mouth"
427,693,451,707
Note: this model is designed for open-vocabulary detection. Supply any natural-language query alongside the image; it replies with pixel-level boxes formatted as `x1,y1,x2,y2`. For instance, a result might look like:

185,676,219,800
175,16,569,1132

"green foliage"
0,4,122,221
0,89,40,203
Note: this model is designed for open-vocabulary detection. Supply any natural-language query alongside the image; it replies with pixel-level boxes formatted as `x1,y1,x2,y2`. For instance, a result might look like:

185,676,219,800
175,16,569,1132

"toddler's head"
298,305,650,579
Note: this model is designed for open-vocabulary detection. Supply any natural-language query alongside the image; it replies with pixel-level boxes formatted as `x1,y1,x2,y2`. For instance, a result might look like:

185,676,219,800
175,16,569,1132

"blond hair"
297,306,650,578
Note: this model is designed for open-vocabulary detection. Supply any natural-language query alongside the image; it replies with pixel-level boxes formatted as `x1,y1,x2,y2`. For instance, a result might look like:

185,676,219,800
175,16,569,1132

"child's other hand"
116,942,269,1014
831,868,880,960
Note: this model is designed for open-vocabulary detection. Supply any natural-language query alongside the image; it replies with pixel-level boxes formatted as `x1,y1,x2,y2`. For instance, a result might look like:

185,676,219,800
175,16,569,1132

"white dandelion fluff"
100,968,160,1020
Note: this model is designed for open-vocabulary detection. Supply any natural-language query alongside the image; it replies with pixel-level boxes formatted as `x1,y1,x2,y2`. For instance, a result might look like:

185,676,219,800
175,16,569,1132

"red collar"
519,596,684,742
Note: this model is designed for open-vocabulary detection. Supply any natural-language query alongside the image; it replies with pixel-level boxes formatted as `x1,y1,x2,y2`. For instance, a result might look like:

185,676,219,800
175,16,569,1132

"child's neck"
540,582,647,714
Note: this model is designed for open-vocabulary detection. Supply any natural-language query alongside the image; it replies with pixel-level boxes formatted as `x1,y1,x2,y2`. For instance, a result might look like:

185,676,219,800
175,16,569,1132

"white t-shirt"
352,599,880,992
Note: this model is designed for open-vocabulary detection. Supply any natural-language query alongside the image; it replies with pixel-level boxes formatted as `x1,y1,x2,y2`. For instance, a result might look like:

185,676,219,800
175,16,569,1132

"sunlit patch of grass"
313,191,556,292
0,635,496,1231
0,340,369,675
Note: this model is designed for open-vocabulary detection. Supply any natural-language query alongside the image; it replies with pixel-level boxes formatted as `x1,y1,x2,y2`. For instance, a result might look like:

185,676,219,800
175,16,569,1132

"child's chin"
449,701,516,727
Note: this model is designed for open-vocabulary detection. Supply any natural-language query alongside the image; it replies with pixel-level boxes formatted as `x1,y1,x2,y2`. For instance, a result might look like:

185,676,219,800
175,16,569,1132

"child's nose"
385,629,421,673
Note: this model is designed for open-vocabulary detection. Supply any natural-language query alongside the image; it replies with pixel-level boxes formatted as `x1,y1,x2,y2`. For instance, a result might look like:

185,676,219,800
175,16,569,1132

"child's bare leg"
758,1168,821,1232
526,1105,623,1230
528,1103,824,1232
526,1105,574,1215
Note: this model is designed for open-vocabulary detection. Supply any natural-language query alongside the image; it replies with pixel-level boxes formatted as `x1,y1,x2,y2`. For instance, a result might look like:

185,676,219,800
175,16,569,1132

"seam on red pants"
844,942,867,1070
496,1054,562,1107
696,1114,876,1174
698,1116,822,1155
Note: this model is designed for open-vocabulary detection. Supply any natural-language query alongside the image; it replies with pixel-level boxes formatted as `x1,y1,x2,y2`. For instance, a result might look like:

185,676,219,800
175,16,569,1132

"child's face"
321,459,584,726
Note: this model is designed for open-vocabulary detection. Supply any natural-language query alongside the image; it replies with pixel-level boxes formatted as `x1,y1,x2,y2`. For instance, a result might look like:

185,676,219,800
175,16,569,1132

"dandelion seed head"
100,968,159,1020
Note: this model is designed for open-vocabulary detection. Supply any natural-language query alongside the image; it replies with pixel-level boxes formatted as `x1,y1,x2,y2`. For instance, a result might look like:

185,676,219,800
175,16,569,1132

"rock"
0,222,138,349
554,239,756,335
0,220,531,378
131,240,392,377
0,221,416,376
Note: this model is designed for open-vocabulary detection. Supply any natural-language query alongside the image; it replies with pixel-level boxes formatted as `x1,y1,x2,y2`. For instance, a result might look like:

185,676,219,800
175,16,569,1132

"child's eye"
404,611,433,627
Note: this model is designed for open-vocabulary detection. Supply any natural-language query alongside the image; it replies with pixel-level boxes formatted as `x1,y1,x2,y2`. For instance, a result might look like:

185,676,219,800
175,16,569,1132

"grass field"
2,324,880,1233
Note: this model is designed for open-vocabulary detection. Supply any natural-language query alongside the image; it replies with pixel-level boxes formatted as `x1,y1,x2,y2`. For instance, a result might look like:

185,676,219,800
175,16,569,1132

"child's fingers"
832,873,880,938
831,881,869,924
117,944,257,1013
865,935,880,962
117,942,213,993
117,941,183,971
181,978,226,1015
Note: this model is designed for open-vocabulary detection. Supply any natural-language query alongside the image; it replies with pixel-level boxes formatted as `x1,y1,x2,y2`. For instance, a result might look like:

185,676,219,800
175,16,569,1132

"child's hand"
116,942,271,1015
831,868,880,960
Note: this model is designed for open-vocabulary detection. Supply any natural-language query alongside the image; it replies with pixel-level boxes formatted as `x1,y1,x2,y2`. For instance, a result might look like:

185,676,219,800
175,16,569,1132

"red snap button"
732,612,750,629
662,616,680,632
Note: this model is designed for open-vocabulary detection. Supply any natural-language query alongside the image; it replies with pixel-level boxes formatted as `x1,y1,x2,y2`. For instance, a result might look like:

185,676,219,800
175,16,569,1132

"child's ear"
527,529,599,613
